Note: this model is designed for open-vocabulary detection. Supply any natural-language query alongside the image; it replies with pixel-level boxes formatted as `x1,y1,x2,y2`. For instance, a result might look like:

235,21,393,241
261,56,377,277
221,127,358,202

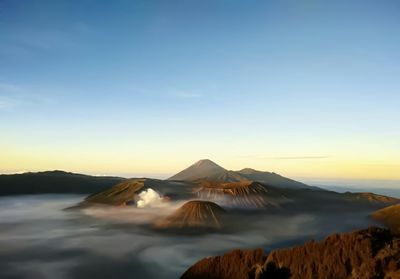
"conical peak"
193,159,223,168
238,168,257,174
168,159,226,181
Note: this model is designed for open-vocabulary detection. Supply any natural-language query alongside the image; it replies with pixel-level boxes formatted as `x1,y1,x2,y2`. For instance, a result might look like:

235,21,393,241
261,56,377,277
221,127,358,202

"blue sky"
0,0,399,182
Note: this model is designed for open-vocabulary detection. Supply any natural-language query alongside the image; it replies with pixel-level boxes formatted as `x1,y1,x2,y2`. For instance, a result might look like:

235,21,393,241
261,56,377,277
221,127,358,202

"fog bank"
0,195,376,279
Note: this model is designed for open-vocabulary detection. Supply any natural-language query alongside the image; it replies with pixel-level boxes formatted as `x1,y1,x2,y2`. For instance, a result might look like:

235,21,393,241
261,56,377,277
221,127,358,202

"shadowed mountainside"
154,200,226,232
236,168,310,189
372,204,400,233
0,171,124,196
181,227,400,279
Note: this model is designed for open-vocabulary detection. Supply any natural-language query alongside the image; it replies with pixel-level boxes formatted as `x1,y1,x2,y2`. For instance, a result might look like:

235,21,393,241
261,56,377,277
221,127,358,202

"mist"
0,194,377,279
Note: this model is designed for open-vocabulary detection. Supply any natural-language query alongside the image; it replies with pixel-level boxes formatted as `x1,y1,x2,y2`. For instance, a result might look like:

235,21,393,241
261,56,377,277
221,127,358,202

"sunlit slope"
372,204,400,233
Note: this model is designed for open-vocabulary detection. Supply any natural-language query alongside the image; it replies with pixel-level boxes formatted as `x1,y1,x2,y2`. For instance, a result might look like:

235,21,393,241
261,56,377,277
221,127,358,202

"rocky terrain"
194,180,288,209
181,227,400,279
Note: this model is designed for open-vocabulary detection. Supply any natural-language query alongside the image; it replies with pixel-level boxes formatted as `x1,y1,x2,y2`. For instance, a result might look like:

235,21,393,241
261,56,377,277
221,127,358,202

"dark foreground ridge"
181,227,400,279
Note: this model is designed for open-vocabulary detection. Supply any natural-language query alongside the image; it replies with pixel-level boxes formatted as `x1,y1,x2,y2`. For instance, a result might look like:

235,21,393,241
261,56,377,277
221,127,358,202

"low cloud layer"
0,195,376,279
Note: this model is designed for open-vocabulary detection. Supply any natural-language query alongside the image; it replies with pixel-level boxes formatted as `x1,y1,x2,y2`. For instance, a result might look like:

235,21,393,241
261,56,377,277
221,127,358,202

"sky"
0,0,399,183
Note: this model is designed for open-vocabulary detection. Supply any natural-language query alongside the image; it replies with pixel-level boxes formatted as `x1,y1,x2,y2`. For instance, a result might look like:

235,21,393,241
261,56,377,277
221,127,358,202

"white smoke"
136,188,164,208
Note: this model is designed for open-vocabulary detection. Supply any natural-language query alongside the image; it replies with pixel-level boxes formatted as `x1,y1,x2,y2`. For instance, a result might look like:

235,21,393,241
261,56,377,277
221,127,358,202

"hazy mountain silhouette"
236,168,311,189
343,191,400,203
169,159,314,189
0,171,124,196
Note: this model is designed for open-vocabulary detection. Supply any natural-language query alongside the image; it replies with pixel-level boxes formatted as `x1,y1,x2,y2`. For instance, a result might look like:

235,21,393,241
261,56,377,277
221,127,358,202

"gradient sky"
0,0,399,182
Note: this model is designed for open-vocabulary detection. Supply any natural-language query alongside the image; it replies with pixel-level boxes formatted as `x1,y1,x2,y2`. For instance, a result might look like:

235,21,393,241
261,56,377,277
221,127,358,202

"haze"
1,0,400,183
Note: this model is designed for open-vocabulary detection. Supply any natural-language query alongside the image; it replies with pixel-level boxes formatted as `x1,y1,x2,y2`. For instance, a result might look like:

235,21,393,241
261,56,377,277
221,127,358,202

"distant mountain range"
169,159,313,189
0,171,123,196
0,159,314,196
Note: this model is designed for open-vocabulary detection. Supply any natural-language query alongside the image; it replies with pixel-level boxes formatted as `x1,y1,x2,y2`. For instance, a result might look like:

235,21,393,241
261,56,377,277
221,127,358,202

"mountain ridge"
181,227,400,279
0,170,124,196
169,159,313,189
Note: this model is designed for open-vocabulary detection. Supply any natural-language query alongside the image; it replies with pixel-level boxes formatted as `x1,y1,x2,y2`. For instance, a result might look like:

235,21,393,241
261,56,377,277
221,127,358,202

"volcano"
168,159,314,189
70,178,196,208
194,180,288,209
82,178,145,206
169,159,228,181
154,200,226,232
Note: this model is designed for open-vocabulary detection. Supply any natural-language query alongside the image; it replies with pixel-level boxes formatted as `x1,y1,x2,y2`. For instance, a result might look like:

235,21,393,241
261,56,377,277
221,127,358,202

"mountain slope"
169,159,228,181
154,200,226,232
194,180,288,209
169,159,314,189
0,171,124,196
82,178,146,206
372,204,400,233
181,249,267,279
236,168,311,189
344,192,400,204
181,227,400,279
74,178,196,207
200,170,248,183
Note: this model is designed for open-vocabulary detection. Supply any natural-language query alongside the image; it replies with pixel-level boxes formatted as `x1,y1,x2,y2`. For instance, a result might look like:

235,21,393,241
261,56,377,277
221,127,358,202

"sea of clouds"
0,193,375,279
